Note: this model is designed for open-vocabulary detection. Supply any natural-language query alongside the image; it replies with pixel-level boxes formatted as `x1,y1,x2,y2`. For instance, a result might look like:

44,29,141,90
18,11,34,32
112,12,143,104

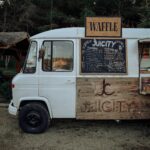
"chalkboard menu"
81,38,127,73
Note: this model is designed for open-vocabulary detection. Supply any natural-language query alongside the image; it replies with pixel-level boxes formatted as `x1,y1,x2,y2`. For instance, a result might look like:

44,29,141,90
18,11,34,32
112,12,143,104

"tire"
19,102,50,133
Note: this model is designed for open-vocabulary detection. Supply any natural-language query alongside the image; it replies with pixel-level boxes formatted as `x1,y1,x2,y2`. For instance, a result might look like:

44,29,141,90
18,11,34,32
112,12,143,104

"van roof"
31,27,150,39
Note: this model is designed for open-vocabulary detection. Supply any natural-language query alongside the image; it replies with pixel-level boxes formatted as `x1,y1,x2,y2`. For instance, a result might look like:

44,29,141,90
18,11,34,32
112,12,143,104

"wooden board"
81,38,127,74
85,17,121,37
76,78,150,120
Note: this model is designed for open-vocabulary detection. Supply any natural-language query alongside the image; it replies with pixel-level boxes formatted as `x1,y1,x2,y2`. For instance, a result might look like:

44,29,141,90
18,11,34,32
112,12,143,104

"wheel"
19,103,50,133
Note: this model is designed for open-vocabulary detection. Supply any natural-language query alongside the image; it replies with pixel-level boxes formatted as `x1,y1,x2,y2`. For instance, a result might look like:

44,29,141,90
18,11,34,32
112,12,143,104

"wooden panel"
86,17,121,37
76,78,150,119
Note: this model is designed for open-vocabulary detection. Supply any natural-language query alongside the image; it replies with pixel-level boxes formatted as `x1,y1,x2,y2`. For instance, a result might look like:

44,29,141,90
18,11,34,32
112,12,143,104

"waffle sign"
86,17,121,37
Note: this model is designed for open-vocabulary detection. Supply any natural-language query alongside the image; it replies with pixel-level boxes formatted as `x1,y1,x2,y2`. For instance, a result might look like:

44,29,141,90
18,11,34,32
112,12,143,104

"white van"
8,27,150,133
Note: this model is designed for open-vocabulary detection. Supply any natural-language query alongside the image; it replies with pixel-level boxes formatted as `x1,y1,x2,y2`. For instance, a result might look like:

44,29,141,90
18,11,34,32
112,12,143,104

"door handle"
66,80,75,84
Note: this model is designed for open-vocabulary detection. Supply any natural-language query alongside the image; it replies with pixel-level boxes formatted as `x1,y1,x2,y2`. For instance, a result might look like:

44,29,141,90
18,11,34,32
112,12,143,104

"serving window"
140,43,150,73
139,40,150,95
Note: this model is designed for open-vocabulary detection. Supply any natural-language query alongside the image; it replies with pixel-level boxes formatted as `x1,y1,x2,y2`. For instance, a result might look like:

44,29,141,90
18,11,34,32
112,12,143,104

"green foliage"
0,0,150,35
80,7,95,26
138,8,150,28
0,65,13,101
0,57,16,101
138,18,150,28
0,60,5,68
138,0,150,27
0,81,12,100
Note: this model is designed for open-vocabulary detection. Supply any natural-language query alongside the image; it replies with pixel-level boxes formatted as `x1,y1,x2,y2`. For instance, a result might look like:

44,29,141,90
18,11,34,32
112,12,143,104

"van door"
139,39,150,95
38,40,76,118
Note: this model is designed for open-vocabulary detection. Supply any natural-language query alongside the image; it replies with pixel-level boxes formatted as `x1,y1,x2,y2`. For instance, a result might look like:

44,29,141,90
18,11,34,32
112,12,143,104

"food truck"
8,17,150,133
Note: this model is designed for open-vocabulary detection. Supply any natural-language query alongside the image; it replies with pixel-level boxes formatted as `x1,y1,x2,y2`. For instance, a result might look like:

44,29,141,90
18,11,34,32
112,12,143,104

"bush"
0,81,12,101
0,69,14,101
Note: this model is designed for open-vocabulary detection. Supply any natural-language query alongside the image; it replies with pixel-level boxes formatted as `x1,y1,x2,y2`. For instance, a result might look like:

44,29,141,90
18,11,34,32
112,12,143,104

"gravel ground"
0,107,150,150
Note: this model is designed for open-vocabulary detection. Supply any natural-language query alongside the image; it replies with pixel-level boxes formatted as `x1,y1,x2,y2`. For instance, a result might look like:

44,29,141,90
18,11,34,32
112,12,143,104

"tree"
138,0,150,27
0,0,150,35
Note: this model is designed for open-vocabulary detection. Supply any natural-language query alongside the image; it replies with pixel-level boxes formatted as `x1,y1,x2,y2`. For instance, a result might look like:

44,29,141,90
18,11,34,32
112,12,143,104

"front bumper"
8,100,17,116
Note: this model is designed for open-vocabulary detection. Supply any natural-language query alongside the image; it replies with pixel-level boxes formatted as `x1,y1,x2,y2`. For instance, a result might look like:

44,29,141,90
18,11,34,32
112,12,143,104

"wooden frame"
85,17,122,37
80,38,128,75
138,41,150,74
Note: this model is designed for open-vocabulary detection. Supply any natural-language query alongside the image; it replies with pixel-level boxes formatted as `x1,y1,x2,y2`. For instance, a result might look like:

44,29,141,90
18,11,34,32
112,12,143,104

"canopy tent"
0,32,30,72
0,32,29,49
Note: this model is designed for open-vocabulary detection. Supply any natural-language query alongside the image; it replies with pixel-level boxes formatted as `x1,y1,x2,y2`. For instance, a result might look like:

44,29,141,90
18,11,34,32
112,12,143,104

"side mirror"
38,48,45,61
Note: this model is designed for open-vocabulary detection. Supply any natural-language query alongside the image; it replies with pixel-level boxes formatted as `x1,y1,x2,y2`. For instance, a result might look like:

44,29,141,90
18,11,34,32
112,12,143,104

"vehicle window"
140,44,150,71
43,41,52,71
23,41,37,73
42,41,73,72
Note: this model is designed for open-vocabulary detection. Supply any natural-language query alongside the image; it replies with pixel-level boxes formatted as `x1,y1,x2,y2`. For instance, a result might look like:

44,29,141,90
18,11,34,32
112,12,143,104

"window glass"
43,41,52,71
140,44,150,71
52,41,73,71
42,41,73,72
23,41,37,73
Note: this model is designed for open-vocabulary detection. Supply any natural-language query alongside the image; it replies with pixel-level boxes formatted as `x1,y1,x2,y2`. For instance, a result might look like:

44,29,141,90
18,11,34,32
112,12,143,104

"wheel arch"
19,97,53,119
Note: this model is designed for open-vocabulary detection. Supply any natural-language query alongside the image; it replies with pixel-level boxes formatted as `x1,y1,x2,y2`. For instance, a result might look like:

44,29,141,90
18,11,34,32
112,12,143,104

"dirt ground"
0,107,150,150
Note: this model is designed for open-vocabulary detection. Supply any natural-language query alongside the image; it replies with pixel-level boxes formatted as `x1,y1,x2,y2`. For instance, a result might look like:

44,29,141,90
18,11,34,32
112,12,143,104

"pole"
50,0,53,29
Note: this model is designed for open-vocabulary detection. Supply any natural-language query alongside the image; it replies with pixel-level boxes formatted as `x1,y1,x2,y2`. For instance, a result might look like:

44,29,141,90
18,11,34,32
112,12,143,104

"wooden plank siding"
76,78,150,119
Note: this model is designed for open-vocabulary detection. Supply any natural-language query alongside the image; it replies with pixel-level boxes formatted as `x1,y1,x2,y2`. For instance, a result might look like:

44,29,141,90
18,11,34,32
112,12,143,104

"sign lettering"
86,17,121,37
81,38,127,74
80,100,139,113
95,79,115,96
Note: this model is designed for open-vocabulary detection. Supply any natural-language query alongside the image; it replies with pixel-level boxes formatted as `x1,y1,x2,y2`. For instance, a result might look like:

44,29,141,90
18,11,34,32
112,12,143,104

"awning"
0,32,29,49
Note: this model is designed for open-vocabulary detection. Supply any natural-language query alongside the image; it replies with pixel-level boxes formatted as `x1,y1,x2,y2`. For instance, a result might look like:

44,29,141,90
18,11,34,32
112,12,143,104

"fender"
18,96,53,119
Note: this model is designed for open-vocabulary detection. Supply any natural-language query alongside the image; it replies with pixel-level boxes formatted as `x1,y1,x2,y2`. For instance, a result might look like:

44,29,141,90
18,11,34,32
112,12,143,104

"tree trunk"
3,6,7,31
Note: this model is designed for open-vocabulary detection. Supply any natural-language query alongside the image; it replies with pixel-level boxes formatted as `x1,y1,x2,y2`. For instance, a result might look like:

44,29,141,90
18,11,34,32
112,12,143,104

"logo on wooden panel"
86,17,121,37
76,78,150,120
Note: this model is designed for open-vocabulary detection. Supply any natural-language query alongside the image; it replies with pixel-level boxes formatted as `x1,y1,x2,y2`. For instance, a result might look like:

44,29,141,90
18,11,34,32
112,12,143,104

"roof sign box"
85,17,121,37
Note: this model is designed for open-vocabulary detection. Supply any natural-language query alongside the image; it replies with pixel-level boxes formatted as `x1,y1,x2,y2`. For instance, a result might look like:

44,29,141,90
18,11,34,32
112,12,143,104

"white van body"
8,27,150,132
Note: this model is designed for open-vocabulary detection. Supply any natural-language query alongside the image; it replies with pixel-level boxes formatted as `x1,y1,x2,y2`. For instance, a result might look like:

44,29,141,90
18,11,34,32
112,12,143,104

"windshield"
23,41,37,73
